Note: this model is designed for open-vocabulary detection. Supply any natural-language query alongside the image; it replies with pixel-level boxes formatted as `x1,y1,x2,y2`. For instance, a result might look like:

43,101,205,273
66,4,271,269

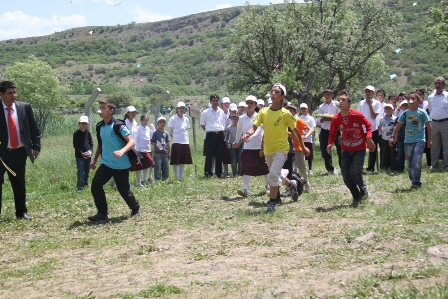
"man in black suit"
0,81,41,220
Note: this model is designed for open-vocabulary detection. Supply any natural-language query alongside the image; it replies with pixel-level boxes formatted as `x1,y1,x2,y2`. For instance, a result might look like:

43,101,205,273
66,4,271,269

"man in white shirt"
200,94,227,177
357,85,381,174
316,89,341,174
427,77,448,171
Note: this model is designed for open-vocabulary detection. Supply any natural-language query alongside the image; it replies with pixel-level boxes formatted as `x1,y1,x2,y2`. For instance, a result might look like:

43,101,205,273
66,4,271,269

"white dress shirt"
135,124,152,152
357,98,381,131
427,90,448,120
200,107,227,132
235,112,263,150
316,100,340,131
168,114,190,144
299,114,316,143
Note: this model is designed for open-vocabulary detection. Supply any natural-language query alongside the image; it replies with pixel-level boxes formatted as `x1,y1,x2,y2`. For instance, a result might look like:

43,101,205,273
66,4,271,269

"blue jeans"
154,153,169,180
229,147,242,177
405,142,425,186
341,150,366,200
76,157,91,190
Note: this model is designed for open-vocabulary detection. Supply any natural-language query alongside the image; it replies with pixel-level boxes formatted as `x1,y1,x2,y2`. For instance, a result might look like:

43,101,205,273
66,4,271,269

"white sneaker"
308,170,313,175
265,184,270,193
304,182,311,193
237,189,248,197
135,183,144,187
366,170,374,175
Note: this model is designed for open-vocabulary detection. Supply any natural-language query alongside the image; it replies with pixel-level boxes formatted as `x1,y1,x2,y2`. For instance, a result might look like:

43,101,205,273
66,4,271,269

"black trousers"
380,138,397,171
366,130,379,172
204,132,225,177
91,164,139,216
319,129,341,172
0,147,28,216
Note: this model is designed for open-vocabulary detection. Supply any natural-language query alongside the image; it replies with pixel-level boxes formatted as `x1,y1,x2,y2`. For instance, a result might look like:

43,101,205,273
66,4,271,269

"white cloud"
129,5,172,23
0,11,86,41
213,4,234,10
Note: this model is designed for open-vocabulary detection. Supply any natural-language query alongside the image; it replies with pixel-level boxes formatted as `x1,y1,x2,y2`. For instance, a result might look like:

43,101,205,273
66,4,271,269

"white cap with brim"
221,97,230,104
399,100,408,107
126,106,137,113
257,99,265,106
238,101,247,108
245,95,257,103
384,103,394,109
177,101,186,108
229,103,238,111
300,103,308,109
157,116,166,122
365,85,375,92
78,115,89,123
273,83,287,95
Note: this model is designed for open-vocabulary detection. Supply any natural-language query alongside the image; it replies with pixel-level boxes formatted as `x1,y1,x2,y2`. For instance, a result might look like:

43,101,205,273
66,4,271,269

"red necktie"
6,107,19,149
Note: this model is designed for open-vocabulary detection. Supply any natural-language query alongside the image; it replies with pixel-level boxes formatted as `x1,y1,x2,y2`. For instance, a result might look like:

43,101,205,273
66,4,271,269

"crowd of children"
75,80,440,217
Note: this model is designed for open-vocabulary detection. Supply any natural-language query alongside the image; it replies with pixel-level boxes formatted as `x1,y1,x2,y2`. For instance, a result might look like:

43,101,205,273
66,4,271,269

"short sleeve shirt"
100,120,131,170
398,108,430,143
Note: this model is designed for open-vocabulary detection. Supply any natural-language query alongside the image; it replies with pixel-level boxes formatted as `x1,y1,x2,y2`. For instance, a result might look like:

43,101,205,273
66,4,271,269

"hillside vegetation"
0,1,447,103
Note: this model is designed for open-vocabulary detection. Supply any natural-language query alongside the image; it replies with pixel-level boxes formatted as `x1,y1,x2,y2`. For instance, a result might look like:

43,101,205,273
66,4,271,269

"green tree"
106,90,133,108
427,0,448,52
4,55,67,135
226,0,401,108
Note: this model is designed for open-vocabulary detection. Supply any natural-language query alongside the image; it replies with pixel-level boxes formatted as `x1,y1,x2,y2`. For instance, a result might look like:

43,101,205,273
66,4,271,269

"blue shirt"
151,130,170,154
100,119,131,169
398,108,430,143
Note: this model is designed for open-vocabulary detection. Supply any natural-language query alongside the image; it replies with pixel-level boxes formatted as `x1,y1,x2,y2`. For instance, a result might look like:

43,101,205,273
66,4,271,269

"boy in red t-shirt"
327,91,376,207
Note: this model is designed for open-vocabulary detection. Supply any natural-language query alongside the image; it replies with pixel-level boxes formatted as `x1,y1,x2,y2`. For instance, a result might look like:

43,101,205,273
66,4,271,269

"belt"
432,118,448,122
7,146,24,151
207,131,224,134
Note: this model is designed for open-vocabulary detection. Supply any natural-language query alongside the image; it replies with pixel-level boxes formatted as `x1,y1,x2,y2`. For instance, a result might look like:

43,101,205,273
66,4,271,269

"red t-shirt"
328,110,372,151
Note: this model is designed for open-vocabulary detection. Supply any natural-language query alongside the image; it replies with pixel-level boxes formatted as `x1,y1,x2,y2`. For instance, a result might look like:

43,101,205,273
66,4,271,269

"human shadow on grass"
248,199,296,208
393,188,415,193
68,216,127,230
315,204,351,213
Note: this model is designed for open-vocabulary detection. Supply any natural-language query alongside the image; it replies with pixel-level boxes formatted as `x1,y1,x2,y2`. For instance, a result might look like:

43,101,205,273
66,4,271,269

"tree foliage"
4,55,67,134
427,0,448,52
226,0,401,108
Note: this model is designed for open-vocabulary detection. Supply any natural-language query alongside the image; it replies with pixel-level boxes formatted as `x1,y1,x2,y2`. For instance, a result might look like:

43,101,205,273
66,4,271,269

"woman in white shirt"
135,114,155,185
125,106,145,186
168,102,193,181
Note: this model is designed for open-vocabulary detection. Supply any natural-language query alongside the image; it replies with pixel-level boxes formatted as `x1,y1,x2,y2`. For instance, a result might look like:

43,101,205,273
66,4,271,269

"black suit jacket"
0,101,41,163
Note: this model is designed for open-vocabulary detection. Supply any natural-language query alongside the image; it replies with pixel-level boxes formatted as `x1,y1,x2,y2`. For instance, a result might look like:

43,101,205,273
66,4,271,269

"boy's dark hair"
388,95,397,101
209,94,220,101
408,92,421,102
140,114,148,121
0,81,16,93
337,90,352,102
376,89,386,97
99,99,116,114
398,91,407,98
415,88,426,96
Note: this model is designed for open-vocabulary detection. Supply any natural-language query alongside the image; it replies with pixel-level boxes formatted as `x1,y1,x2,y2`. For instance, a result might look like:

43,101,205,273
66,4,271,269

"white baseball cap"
273,83,287,95
221,97,230,104
238,101,247,108
365,85,375,92
245,95,257,103
229,103,238,111
384,103,394,109
157,116,166,122
177,101,186,108
299,103,308,109
257,99,265,106
78,115,89,123
126,106,137,113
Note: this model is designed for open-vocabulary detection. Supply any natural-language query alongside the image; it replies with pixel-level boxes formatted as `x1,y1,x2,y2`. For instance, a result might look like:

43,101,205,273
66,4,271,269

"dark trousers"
397,138,405,172
283,152,295,180
380,139,397,171
76,157,91,190
319,129,341,172
366,130,379,172
91,164,139,215
204,132,225,177
229,146,242,176
341,150,366,200
0,147,28,216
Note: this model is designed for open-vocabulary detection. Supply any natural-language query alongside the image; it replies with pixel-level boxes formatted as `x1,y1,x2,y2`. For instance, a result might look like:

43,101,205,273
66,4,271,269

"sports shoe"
265,184,270,193
304,182,311,193
308,169,313,175
135,183,144,187
289,180,299,202
366,170,374,175
87,213,108,222
130,204,141,217
411,184,422,189
360,186,368,200
267,201,276,212
237,189,248,197
281,188,291,197
350,199,360,208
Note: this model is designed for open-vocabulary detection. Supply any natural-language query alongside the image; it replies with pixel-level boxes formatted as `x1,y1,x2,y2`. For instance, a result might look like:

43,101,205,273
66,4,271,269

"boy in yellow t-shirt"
242,83,309,212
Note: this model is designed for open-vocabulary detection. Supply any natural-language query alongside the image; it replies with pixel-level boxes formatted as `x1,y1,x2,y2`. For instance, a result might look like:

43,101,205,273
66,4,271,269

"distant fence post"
188,106,202,150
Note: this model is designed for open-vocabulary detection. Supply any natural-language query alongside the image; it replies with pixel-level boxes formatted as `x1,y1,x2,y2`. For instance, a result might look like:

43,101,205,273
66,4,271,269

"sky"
0,0,287,41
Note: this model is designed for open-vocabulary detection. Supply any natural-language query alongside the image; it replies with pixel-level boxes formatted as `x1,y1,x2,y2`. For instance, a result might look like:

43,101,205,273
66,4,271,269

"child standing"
151,116,170,181
135,114,155,186
225,115,241,177
243,83,309,212
327,91,376,208
378,104,397,172
73,115,93,191
390,92,432,188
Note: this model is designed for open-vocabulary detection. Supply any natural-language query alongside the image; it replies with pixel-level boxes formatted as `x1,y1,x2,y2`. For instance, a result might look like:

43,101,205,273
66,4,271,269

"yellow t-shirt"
252,107,297,156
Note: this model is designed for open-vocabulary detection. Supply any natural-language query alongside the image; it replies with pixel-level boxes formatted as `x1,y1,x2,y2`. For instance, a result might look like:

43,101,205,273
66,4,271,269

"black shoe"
87,213,108,222
17,213,32,220
349,199,360,208
130,205,140,217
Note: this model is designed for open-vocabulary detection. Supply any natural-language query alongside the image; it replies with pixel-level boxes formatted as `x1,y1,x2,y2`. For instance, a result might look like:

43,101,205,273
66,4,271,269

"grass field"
1,113,448,298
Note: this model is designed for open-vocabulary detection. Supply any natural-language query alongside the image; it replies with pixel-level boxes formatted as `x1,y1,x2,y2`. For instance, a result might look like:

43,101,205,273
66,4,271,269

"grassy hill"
0,1,447,103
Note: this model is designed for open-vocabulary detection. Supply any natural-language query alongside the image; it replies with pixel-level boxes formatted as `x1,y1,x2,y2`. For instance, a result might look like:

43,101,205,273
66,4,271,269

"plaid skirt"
170,143,193,165
304,142,314,160
130,151,155,171
240,149,269,176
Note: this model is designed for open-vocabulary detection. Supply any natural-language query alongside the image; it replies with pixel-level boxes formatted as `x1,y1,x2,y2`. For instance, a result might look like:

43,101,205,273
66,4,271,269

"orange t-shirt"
292,117,308,151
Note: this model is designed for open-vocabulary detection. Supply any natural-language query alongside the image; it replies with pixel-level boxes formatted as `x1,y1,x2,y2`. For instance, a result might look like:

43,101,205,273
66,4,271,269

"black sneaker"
350,199,361,208
360,186,368,200
87,213,108,222
289,180,299,202
267,201,276,212
130,204,141,217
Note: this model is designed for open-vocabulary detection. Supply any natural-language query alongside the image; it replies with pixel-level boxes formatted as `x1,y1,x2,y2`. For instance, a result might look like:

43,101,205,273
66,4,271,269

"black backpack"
290,171,305,197
95,118,138,162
